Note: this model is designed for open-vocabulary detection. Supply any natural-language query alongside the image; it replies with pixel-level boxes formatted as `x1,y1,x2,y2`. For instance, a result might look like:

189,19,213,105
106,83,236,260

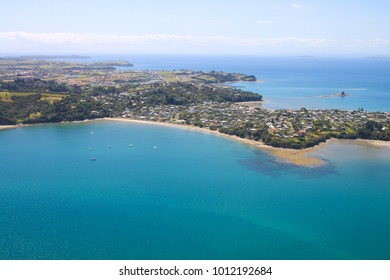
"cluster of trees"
90,85,119,96
357,120,390,140
137,82,262,106
258,120,389,149
45,95,110,123
193,71,256,83
0,92,109,125
262,134,330,149
0,79,82,94
0,93,54,125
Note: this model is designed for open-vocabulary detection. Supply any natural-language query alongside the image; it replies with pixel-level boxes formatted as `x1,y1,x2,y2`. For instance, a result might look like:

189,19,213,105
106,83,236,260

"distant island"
0,58,133,76
338,91,347,97
1,58,389,150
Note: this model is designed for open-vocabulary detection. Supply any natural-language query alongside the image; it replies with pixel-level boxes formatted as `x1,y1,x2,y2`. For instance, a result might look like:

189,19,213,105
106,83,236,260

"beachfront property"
121,101,390,149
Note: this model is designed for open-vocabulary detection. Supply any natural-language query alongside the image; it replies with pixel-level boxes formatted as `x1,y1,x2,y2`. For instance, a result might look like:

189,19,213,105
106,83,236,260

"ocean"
0,55,390,259
113,54,390,111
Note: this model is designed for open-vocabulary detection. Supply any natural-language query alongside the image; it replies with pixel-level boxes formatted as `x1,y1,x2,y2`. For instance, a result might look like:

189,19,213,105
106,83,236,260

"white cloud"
0,32,388,55
0,32,193,45
257,20,273,24
208,19,229,24
291,3,314,12
0,32,325,46
292,3,304,10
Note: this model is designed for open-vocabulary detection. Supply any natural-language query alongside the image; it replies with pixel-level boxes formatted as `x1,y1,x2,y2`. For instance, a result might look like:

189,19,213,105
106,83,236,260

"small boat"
129,144,133,147
90,157,96,161
90,132,94,135
153,146,157,149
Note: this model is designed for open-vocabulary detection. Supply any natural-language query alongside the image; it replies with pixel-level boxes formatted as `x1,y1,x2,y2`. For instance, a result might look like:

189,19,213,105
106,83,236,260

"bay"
1,54,389,260
1,121,390,259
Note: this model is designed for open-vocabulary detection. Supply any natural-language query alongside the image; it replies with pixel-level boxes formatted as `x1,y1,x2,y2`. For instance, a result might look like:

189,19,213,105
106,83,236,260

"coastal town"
121,102,390,149
0,57,389,149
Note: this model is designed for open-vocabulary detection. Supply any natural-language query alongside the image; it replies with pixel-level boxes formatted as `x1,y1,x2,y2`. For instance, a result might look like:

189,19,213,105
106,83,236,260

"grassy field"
0,92,34,102
194,74,218,82
0,92,65,103
39,94,65,104
157,71,182,82
157,71,194,83
28,112,42,119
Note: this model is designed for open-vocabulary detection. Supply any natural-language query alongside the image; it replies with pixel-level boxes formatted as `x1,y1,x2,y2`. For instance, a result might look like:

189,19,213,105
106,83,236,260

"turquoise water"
1,121,390,259
227,57,390,111
117,55,390,111
1,55,390,259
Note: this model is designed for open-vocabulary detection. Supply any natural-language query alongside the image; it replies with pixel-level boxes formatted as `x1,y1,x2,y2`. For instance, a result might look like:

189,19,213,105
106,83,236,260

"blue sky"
1,0,389,55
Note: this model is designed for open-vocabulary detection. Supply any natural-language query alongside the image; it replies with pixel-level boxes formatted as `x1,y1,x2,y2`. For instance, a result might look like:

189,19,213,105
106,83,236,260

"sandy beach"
0,124,21,130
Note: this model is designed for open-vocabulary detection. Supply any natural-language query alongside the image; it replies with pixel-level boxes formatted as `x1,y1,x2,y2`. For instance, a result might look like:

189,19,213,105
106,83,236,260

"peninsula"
0,58,389,152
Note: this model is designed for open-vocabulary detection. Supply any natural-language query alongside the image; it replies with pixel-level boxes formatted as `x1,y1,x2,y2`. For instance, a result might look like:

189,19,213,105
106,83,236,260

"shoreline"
104,118,328,167
103,118,390,167
346,139,390,149
1,118,389,167
0,124,23,130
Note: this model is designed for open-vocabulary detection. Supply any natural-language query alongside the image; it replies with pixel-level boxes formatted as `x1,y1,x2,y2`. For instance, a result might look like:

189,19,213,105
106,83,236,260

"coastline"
105,118,326,167
2,118,389,167
0,124,22,130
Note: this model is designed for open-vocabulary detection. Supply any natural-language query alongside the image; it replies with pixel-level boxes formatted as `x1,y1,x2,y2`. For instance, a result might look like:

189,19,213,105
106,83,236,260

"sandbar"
345,139,390,149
